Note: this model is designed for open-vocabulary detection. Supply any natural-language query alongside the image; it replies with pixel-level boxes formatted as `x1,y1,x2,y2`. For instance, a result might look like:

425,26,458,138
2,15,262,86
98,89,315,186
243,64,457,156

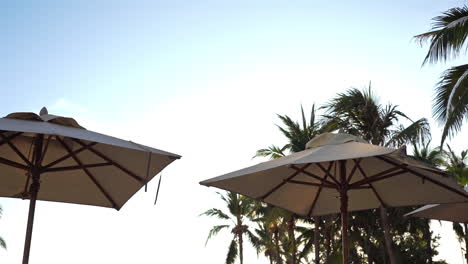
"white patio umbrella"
406,202,468,263
405,202,468,223
0,108,181,264
200,133,468,264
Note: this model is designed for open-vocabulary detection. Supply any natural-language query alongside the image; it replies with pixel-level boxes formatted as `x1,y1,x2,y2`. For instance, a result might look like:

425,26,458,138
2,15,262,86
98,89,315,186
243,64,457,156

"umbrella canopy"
200,132,468,263
0,108,181,264
405,203,468,223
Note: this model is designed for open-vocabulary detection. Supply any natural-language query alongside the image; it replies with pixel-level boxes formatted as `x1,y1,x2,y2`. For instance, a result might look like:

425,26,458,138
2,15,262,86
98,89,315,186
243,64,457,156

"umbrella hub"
39,107,48,116
5,108,85,129
305,132,366,149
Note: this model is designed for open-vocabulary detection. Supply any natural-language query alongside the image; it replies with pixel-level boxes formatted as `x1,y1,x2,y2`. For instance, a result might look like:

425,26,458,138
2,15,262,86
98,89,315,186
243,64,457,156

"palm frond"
246,230,261,254
411,141,445,168
200,208,230,220
415,6,468,64
0,237,5,250
301,105,307,133
226,237,239,264
254,145,288,160
297,234,315,262
452,222,465,241
386,118,431,147
441,88,468,146
433,64,468,145
205,225,230,246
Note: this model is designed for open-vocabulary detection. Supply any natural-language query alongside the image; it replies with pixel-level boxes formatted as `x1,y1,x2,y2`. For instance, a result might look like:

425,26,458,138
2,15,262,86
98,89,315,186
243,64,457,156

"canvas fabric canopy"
0,111,181,210
406,203,468,223
201,133,468,217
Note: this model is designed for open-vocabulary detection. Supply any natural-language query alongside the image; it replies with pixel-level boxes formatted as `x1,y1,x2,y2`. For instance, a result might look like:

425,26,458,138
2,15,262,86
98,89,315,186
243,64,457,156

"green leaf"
205,225,230,246
226,236,238,264
200,208,230,220
415,6,468,64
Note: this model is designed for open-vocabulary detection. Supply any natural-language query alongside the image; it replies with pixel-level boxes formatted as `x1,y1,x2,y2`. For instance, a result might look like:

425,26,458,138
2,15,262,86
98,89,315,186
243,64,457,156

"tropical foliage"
322,86,438,264
201,191,256,264
201,5,468,264
416,6,468,145
203,87,465,264
0,205,5,250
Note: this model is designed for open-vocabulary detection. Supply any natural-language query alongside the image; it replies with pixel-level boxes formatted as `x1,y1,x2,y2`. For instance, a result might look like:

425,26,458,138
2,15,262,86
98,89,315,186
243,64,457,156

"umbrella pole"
22,135,43,264
464,223,468,264
339,160,349,264
22,177,40,264
340,190,349,264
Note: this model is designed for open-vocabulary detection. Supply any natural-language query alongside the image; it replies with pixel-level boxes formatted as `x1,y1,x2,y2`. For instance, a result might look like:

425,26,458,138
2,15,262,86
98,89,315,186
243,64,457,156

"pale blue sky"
1,0,463,112
1,1,468,263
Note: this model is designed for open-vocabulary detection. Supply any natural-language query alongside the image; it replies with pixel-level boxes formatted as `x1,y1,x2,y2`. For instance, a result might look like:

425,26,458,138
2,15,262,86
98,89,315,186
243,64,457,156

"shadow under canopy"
200,132,468,264
0,108,181,264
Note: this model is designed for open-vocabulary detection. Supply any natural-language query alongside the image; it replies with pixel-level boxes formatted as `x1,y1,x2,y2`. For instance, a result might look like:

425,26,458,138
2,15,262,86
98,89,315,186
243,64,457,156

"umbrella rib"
288,180,336,189
307,162,334,216
259,163,312,200
290,165,336,186
55,137,119,209
377,156,468,199
0,132,23,149
355,163,387,207
43,142,98,169
0,133,32,167
44,162,113,173
420,167,450,177
0,156,29,170
351,169,407,188
346,159,361,184
71,138,144,183
316,163,341,186
38,135,52,166
350,164,407,187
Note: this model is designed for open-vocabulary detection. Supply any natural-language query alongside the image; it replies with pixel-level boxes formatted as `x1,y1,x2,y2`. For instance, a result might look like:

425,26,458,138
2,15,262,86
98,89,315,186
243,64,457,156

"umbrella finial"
39,107,48,116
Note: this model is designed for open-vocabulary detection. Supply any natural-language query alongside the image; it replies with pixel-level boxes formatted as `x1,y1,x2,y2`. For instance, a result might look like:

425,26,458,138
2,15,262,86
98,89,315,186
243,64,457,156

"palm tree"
251,204,286,264
415,6,468,145
412,141,445,168
201,191,257,264
444,144,468,185
323,86,431,264
254,104,328,264
411,142,445,264
443,145,468,263
0,205,5,250
323,86,430,147
251,223,276,264
255,104,325,159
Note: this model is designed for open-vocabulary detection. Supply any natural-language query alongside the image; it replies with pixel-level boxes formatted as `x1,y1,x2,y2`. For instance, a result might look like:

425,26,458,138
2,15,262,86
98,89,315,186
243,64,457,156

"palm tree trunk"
239,232,244,264
287,216,297,264
464,223,468,264
424,220,432,263
379,207,399,264
274,227,283,264
314,216,320,264
324,218,331,260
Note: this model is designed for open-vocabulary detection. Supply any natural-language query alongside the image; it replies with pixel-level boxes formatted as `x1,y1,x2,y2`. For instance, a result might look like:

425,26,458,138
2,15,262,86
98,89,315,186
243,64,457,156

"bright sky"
1,0,468,263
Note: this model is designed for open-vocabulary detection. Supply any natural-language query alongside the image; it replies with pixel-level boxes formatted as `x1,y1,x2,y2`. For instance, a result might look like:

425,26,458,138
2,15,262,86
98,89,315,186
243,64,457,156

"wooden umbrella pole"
464,223,468,264
339,160,349,264
340,190,349,264
22,135,43,264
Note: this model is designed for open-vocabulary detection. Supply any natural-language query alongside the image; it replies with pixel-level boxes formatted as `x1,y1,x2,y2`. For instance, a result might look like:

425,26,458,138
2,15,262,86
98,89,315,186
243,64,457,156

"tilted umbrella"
406,202,468,263
200,133,468,264
0,108,181,264
406,202,468,223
